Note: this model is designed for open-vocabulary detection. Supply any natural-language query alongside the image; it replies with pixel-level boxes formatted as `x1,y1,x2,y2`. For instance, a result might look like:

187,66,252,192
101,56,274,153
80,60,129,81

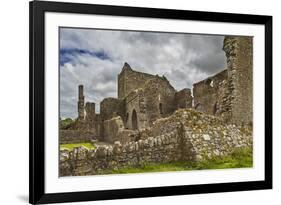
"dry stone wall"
147,109,252,157
60,129,192,176
60,109,252,176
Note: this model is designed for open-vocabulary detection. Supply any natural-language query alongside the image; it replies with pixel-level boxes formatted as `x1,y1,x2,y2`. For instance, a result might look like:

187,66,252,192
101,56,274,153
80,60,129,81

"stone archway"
132,109,138,130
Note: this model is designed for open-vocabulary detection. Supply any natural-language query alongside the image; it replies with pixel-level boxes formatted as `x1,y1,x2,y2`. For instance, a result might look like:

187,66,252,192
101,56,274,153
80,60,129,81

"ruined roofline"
193,69,227,86
121,62,132,71
120,62,195,96
100,97,119,103
143,76,176,91
119,62,169,81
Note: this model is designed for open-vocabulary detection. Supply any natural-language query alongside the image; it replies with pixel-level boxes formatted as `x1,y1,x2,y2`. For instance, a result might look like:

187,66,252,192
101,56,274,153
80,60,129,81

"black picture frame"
29,0,272,204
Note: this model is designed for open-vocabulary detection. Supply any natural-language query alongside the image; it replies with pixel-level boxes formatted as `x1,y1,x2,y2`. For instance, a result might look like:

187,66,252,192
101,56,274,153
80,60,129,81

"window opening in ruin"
159,103,163,114
213,102,218,115
132,109,138,130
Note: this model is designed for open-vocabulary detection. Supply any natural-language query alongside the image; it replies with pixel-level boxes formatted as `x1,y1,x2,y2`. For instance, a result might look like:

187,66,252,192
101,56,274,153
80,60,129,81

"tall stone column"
77,85,85,120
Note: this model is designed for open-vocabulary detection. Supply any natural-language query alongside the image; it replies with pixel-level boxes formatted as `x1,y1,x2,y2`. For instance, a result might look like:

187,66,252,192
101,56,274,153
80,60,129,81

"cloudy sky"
60,27,226,119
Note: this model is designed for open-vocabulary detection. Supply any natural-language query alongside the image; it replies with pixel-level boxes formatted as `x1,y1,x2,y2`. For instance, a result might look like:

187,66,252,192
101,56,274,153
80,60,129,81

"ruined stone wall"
192,36,253,125
60,109,252,176
103,116,123,143
143,78,176,126
148,109,252,160
123,77,177,130
216,79,232,121
124,89,147,130
223,36,253,124
59,130,96,144
85,102,95,121
175,88,193,109
193,70,228,115
99,98,125,140
60,118,101,143
118,62,167,99
103,116,136,143
93,114,102,140
59,130,192,176
61,101,102,142
100,97,125,121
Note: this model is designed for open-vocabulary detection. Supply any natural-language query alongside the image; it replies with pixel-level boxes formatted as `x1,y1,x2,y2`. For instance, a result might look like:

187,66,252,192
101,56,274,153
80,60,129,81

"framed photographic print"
29,0,272,204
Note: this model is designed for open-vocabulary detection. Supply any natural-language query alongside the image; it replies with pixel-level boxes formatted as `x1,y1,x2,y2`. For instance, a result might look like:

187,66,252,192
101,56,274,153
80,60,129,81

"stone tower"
223,36,253,125
77,85,85,120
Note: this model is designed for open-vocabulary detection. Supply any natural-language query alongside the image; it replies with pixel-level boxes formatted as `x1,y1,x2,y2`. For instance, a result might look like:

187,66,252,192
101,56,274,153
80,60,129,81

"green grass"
101,162,193,174
99,147,253,174
194,147,253,170
60,143,96,151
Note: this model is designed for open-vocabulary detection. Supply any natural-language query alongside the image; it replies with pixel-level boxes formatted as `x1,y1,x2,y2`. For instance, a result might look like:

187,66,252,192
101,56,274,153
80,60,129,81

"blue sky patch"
60,48,111,66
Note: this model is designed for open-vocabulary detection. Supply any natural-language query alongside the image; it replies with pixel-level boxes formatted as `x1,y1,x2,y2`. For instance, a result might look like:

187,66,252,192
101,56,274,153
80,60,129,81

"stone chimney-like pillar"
77,85,85,120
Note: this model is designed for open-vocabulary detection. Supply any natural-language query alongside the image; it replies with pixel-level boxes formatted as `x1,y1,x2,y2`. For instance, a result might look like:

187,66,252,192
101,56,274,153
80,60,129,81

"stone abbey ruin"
60,36,253,176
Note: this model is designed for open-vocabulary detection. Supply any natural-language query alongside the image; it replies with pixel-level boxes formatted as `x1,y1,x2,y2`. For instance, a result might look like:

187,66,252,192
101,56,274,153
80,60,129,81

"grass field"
60,143,96,150
100,147,253,174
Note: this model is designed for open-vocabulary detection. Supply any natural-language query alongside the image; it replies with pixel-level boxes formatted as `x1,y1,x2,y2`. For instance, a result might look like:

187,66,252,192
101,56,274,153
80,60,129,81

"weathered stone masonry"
60,36,253,176
60,36,253,144
61,61,194,144
77,85,85,120
193,69,228,115
192,36,253,125
60,109,252,176
223,36,253,124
